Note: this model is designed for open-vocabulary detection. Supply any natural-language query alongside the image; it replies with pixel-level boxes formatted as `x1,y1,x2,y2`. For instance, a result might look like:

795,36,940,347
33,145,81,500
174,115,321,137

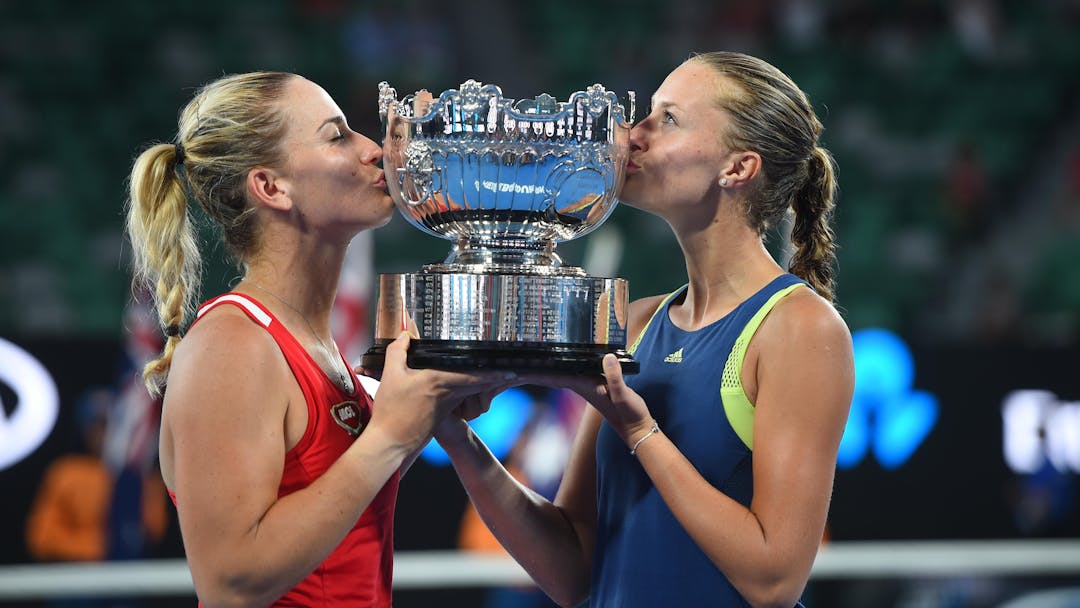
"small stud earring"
720,178,729,186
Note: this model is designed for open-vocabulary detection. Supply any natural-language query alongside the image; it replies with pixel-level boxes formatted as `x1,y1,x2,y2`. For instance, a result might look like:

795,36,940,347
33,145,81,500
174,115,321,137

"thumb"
384,332,412,368
601,354,628,400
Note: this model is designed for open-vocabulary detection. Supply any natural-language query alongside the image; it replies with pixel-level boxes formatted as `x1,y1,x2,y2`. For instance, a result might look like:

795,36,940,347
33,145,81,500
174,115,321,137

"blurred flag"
105,290,164,561
104,291,162,474
333,231,374,367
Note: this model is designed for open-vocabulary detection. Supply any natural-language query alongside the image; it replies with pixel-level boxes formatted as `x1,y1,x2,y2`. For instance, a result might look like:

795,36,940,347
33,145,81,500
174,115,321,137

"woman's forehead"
281,78,343,135
654,62,724,107
652,64,742,124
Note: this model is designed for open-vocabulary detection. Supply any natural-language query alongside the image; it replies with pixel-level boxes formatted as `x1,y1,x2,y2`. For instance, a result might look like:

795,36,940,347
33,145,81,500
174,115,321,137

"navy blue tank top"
591,274,807,607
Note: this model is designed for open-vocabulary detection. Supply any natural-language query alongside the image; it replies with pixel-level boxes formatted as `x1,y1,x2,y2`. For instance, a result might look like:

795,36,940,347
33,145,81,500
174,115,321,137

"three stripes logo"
664,347,683,363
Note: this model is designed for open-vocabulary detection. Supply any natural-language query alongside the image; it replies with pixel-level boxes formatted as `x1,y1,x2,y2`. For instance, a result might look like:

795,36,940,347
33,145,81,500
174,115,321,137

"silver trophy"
361,79,638,374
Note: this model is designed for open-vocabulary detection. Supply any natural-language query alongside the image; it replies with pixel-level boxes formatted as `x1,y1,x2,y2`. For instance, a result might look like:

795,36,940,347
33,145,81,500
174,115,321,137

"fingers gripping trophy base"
361,339,639,375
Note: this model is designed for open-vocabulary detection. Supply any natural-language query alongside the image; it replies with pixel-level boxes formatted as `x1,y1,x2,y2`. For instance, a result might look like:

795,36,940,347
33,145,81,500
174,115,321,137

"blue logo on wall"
838,328,938,470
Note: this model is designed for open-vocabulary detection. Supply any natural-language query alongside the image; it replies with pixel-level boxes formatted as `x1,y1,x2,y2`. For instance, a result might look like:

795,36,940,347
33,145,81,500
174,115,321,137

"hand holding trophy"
362,80,638,375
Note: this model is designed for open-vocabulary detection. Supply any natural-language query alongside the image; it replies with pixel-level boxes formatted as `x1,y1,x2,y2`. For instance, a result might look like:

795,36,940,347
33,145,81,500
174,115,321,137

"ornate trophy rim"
379,79,635,266
379,80,636,128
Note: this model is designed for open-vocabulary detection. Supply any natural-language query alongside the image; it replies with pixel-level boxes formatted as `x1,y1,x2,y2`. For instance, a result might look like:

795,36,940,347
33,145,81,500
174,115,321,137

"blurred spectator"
294,0,347,20
949,0,1004,62
942,141,991,246
1068,145,1080,201
24,386,168,608
25,388,114,564
973,265,1024,343
695,0,772,55
341,1,451,90
830,0,879,48
776,0,828,50
1007,460,1078,537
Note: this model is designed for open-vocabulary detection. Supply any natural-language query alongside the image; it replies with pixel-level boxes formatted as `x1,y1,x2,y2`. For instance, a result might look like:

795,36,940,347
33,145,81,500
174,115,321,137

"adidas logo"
664,347,683,363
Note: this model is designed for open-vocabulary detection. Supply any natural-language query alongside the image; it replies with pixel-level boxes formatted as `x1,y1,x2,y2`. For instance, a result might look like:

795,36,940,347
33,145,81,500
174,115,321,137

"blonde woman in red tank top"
126,72,517,607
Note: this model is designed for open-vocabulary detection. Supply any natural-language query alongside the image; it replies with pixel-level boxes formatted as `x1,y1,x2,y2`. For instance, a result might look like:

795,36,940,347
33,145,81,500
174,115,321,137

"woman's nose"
359,136,382,164
629,123,648,153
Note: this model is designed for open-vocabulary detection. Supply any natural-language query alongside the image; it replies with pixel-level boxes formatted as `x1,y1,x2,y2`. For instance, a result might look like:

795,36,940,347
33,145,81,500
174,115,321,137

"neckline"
220,291,357,396
663,274,798,334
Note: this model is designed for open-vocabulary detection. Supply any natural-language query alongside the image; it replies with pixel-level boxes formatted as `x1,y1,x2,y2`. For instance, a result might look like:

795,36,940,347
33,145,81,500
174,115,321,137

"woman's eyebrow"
317,115,346,132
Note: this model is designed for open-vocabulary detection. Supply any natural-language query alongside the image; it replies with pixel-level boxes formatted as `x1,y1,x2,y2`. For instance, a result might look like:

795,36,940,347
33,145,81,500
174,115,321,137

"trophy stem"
434,236,584,276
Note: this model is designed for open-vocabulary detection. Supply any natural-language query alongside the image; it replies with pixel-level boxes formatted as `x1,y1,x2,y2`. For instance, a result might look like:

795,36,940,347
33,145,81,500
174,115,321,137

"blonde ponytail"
126,143,202,395
124,71,294,395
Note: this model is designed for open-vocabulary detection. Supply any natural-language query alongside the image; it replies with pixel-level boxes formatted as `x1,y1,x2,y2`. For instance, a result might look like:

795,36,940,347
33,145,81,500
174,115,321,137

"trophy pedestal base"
364,270,638,376
361,340,639,375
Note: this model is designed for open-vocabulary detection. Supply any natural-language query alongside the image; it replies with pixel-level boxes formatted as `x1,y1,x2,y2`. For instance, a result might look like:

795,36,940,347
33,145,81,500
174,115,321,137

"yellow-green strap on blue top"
719,283,805,450
626,288,684,356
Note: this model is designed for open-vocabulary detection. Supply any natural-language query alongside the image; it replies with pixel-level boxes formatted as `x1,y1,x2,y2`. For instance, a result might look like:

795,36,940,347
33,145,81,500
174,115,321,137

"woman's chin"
616,186,644,209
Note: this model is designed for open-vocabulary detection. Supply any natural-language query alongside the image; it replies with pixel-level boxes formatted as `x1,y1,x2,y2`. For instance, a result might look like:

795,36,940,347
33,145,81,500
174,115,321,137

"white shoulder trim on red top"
196,294,273,327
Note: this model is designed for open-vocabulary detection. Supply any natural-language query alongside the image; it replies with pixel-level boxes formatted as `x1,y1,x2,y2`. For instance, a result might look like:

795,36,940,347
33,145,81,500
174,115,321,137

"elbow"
725,545,814,608
745,591,804,608
192,570,283,608
535,567,590,608
738,576,809,608
194,588,266,608
551,589,589,608
196,589,276,608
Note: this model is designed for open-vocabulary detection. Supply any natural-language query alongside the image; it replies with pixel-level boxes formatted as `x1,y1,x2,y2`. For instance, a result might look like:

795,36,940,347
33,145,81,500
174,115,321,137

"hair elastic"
164,324,181,337
174,142,185,164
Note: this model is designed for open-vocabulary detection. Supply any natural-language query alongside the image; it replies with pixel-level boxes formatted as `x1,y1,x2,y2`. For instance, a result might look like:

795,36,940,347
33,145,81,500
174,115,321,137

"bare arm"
434,409,599,606
163,316,511,608
351,373,428,478
433,295,666,607
593,290,853,608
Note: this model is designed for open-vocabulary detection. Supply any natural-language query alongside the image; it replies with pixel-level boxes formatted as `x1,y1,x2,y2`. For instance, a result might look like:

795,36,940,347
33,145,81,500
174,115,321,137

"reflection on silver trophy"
361,79,639,374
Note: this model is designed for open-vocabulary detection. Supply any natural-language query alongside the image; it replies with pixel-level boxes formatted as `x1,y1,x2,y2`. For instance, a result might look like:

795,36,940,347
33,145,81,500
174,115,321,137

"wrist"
433,416,471,452
627,419,660,456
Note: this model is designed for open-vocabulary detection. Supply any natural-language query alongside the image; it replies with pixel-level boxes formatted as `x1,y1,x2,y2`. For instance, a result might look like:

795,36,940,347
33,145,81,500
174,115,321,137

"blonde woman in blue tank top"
435,52,855,608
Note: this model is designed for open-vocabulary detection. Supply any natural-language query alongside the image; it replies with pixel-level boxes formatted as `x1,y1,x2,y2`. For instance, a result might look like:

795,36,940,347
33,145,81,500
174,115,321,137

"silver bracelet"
629,420,660,456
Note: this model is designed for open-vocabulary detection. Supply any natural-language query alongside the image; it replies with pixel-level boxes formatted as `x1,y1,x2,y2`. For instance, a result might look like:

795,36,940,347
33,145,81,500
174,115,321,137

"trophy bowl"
361,79,639,374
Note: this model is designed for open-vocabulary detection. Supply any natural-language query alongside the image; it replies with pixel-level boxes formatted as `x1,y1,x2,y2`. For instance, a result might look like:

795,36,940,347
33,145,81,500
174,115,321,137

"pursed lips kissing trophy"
361,79,639,375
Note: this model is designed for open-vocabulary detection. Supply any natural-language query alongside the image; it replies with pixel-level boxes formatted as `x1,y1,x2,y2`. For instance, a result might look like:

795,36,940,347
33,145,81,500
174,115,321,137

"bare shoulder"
173,305,282,370
160,304,294,495
166,305,289,410
759,286,852,354
627,294,671,340
750,286,854,440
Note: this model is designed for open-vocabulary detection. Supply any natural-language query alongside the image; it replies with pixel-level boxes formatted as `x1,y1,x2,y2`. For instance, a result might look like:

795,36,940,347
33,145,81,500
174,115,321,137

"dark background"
2,1,1079,606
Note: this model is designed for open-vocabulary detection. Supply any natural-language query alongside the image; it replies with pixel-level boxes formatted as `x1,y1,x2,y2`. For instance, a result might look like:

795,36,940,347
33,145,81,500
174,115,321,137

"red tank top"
176,292,399,607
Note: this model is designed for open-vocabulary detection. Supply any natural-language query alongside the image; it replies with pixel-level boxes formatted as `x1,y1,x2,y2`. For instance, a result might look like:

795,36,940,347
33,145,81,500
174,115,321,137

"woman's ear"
247,167,293,211
720,150,762,188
